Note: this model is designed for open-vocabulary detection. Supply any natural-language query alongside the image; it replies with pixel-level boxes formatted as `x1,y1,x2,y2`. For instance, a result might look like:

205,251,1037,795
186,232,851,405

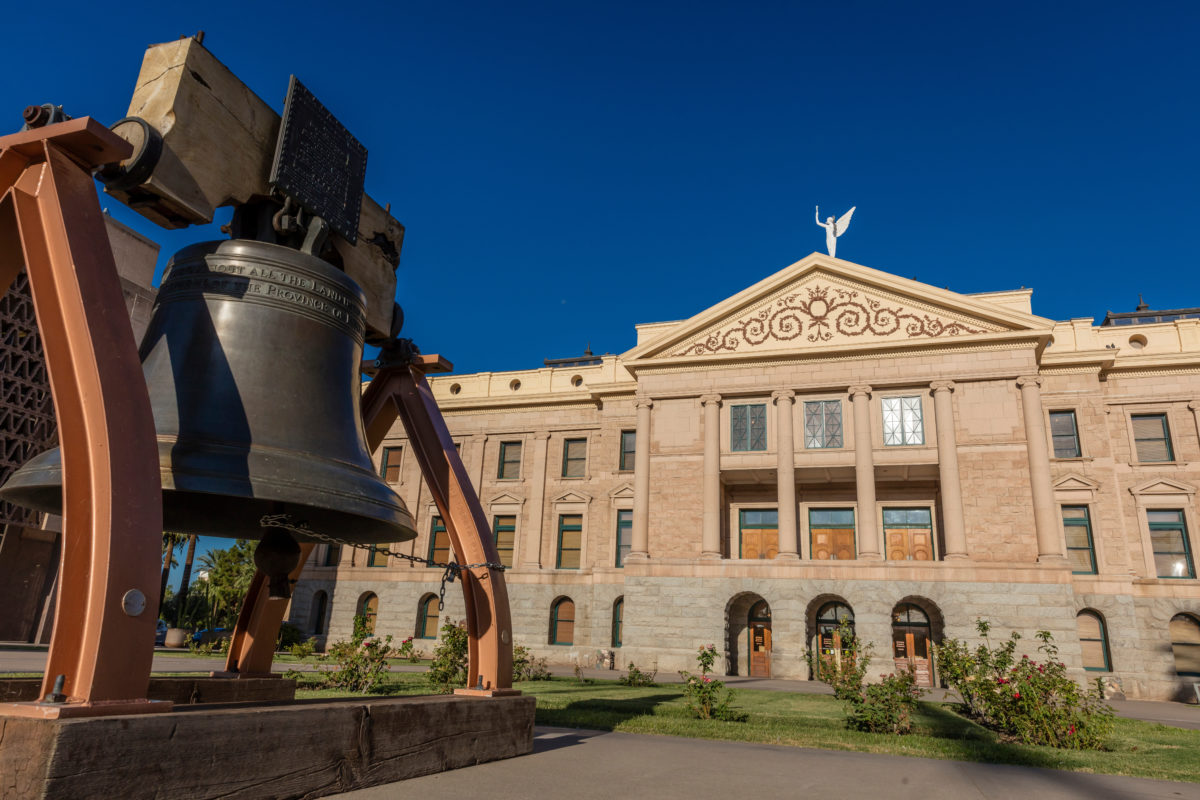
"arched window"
357,592,379,635
417,594,439,640
309,591,328,635
1170,613,1200,677
1076,610,1111,672
815,602,854,678
611,597,624,648
551,597,575,645
891,602,933,685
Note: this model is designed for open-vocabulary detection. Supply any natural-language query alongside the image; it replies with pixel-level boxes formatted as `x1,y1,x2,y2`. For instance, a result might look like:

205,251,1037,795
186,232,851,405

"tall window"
810,508,855,560
730,404,767,451
1148,510,1194,578
882,396,924,446
381,446,402,483
615,509,632,567
309,591,328,635
1049,411,1081,458
1132,414,1174,462
557,514,583,569
367,545,388,567
498,441,522,479
550,598,575,645
611,597,624,647
804,400,843,448
492,515,516,568
1170,614,1200,676
815,602,854,679
562,438,587,477
322,544,341,567
428,516,450,564
1076,610,1111,671
357,592,378,635
619,430,636,471
882,508,933,561
417,594,439,639
739,509,779,559
1062,506,1097,574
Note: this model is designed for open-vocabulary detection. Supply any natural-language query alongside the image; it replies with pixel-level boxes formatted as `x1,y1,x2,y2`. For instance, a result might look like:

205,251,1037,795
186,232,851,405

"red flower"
1068,725,1075,735
1013,691,1021,699
998,677,1008,685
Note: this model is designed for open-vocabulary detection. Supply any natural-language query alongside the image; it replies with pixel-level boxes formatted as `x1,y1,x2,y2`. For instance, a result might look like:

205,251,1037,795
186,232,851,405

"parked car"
155,619,168,646
192,627,232,645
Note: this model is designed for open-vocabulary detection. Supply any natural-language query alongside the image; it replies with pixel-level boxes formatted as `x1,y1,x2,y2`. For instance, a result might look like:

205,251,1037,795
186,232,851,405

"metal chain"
260,513,505,611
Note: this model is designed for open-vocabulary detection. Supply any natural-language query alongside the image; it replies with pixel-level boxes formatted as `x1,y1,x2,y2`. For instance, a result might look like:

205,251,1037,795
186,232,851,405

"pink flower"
703,676,711,683
1037,665,1044,673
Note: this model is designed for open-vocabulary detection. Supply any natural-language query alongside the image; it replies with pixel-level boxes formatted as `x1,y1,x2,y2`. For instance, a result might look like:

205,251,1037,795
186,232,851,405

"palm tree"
159,533,184,609
175,535,199,626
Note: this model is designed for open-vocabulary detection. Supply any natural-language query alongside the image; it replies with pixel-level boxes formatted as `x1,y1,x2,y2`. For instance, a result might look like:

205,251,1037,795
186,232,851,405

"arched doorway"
748,600,772,677
357,592,378,635
891,603,933,685
1170,613,1200,677
309,591,328,635
814,601,854,680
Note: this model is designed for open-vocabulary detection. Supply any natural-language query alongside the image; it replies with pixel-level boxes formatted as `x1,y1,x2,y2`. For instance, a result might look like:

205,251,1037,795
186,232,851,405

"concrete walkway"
3,644,1199,730
334,725,1200,799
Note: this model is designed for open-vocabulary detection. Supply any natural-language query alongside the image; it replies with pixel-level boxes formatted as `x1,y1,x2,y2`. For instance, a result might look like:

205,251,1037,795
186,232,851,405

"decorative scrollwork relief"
673,285,988,356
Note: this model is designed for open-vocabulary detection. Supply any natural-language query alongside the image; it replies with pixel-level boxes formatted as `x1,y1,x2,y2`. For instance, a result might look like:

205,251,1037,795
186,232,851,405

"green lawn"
292,673,1200,784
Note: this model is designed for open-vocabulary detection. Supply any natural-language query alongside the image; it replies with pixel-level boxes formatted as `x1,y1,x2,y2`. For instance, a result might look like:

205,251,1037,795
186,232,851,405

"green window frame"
1049,411,1081,458
809,508,856,561
1062,506,1097,574
881,507,934,561
381,446,402,483
428,516,450,564
556,514,583,569
611,597,624,648
550,597,575,645
366,545,389,567
1132,414,1174,462
730,404,767,451
497,441,522,479
492,515,516,568
619,430,636,471
738,508,779,559
417,595,439,639
882,396,924,446
615,509,632,567
804,400,843,448
1148,509,1194,578
322,544,341,567
562,438,587,477
1076,610,1111,672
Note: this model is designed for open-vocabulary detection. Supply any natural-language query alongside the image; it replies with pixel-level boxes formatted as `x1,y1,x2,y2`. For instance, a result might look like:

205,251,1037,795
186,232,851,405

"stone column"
701,394,723,559
773,390,799,559
1018,375,1065,562
628,397,654,561
520,432,551,568
849,386,881,560
1189,400,1200,442
931,381,968,560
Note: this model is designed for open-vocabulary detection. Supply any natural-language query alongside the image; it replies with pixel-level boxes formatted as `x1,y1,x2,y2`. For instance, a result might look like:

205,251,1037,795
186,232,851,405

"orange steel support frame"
223,355,516,694
0,119,169,718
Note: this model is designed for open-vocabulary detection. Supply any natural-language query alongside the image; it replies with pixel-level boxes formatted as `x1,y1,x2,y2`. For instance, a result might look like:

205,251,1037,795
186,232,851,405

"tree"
175,535,199,625
196,539,256,629
159,533,184,609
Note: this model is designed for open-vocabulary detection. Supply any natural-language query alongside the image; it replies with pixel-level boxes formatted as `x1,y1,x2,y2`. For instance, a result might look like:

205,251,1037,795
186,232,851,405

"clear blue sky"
5,2,1198,588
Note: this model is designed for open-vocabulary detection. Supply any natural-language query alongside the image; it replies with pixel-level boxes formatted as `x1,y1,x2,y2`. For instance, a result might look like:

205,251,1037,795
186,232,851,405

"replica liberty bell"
0,237,418,596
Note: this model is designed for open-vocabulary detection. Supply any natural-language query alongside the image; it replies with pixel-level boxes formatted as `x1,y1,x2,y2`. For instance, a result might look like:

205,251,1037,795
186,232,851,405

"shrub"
679,644,743,721
807,620,925,734
277,621,306,649
934,620,1114,749
317,614,392,693
427,621,469,693
395,637,420,663
512,644,551,681
573,663,593,684
618,662,658,687
288,638,317,659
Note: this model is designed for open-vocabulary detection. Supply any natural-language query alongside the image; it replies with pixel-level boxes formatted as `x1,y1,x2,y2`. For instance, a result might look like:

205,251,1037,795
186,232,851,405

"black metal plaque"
270,76,367,244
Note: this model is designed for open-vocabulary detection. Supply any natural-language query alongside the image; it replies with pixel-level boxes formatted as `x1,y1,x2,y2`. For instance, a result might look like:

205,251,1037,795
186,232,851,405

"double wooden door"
749,622,771,677
892,626,933,686
885,527,934,561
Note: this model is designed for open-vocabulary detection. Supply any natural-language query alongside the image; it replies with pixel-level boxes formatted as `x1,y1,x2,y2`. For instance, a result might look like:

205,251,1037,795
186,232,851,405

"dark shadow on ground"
535,693,682,731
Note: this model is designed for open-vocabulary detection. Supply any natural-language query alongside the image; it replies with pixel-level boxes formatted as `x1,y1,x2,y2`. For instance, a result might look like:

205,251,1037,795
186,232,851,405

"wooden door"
749,623,771,677
812,529,854,560
892,627,933,685
741,529,779,560
886,528,933,561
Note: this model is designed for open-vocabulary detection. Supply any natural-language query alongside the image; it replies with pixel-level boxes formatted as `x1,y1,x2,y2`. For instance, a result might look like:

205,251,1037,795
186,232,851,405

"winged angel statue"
815,205,855,258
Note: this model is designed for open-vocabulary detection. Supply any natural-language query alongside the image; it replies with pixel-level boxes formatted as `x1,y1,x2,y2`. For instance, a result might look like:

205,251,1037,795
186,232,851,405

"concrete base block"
0,676,297,705
0,694,535,799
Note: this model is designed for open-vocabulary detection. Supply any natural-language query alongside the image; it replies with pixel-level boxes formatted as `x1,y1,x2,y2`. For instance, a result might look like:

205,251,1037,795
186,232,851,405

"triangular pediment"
1053,474,1100,491
486,492,525,506
625,253,1053,362
609,483,635,499
552,490,592,505
1130,478,1196,496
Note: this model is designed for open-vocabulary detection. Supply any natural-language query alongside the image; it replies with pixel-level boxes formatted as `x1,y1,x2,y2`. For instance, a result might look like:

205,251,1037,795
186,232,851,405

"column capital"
534,431,552,441
848,385,872,399
771,389,795,404
634,395,654,410
1188,399,1200,411
930,380,956,394
1016,375,1043,389
699,393,722,406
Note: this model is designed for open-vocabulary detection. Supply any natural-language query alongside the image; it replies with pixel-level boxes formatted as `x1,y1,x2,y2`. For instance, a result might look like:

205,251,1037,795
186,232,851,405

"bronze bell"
0,239,417,548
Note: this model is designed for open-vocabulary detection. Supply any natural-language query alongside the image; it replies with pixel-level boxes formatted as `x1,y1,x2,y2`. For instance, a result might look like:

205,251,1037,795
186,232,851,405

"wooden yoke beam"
361,352,515,694
0,119,168,718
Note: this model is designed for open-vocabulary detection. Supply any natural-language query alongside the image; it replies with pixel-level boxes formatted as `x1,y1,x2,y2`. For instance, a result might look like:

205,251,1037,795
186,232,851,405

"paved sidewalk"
334,725,1200,799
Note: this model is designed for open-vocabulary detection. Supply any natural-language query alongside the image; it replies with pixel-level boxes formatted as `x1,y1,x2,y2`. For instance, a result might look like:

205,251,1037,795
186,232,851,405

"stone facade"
292,253,1200,700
